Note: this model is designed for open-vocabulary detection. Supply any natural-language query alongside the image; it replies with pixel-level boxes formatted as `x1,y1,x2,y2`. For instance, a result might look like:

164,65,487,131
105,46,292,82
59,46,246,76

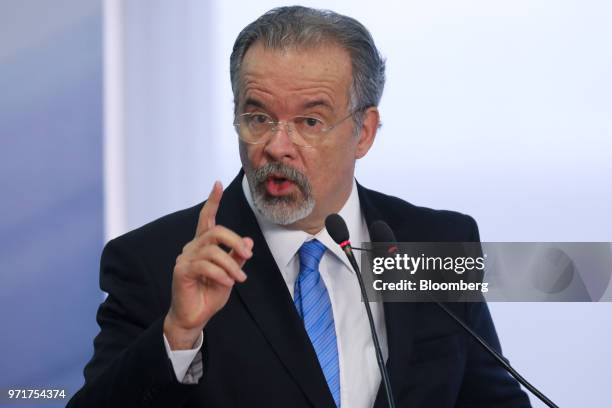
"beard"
244,162,315,225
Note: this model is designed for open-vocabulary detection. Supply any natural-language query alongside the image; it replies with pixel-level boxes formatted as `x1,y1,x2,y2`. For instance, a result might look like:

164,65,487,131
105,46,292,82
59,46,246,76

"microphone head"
370,220,396,243
325,213,350,244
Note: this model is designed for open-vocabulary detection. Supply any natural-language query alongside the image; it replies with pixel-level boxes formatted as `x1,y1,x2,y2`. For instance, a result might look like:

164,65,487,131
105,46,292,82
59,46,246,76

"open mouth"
265,174,296,196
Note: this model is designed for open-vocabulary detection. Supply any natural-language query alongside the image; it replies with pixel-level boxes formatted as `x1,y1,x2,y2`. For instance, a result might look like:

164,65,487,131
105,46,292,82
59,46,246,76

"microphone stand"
340,244,396,408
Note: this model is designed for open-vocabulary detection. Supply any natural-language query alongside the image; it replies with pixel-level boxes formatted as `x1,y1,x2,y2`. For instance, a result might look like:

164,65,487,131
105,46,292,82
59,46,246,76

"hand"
163,181,253,350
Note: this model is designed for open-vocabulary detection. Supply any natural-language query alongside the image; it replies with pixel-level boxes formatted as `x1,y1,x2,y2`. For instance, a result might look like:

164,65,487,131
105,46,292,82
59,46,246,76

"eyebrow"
242,97,334,113
302,99,333,112
243,98,267,110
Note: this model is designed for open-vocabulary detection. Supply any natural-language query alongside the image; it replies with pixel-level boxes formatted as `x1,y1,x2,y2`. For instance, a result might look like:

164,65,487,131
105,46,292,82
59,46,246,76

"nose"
263,121,298,162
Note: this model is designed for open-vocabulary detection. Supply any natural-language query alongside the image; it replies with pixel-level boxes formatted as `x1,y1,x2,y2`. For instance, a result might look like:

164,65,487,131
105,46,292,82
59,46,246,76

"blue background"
0,1,103,406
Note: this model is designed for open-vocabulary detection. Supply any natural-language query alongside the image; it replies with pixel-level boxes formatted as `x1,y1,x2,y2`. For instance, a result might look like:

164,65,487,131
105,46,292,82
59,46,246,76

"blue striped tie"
294,239,341,407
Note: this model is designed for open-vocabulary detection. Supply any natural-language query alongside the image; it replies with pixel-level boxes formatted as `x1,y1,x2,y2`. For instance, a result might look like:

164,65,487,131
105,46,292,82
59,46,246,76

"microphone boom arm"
341,244,396,408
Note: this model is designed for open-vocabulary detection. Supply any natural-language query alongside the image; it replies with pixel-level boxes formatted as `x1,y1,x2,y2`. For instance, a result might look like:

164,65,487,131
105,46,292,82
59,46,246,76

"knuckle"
201,262,219,277
182,238,198,254
211,224,225,235
173,261,187,276
200,245,215,259
201,227,217,242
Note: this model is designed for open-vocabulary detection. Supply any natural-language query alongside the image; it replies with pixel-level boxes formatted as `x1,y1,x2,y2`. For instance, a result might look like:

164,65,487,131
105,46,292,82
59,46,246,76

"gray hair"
229,6,386,127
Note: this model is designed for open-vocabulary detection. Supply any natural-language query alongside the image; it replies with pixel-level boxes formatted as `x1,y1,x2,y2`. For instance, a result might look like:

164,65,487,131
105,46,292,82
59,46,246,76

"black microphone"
369,221,399,255
325,214,396,408
369,220,559,408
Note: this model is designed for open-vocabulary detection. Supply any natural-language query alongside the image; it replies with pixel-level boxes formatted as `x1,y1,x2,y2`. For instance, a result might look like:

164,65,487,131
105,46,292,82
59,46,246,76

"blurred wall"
0,0,103,405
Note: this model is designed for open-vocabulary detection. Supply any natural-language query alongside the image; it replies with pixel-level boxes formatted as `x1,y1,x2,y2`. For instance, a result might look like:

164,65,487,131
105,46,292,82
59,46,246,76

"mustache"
253,162,311,195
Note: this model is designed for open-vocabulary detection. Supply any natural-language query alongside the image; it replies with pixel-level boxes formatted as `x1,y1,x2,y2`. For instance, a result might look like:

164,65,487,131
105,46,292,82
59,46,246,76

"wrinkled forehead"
237,41,353,111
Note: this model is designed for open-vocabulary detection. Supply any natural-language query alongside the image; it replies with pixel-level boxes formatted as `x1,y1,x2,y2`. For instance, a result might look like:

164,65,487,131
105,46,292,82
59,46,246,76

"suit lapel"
215,174,417,407
357,182,417,408
216,172,336,408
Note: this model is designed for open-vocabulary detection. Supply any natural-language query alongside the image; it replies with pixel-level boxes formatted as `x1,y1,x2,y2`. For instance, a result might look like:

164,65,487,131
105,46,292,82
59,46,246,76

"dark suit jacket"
68,171,530,408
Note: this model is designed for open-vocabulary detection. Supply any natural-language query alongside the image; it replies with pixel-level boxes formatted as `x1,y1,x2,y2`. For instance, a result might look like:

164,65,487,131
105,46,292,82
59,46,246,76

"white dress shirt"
165,176,388,408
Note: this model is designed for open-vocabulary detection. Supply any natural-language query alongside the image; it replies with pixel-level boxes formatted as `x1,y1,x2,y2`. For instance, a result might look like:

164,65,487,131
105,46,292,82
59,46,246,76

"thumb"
231,237,254,268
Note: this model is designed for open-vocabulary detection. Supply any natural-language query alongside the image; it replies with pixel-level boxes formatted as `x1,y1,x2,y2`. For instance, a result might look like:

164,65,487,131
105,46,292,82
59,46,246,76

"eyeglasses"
233,109,362,148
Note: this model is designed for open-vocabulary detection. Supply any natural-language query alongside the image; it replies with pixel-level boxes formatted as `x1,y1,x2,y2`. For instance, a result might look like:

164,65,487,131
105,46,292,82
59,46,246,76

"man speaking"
69,6,530,407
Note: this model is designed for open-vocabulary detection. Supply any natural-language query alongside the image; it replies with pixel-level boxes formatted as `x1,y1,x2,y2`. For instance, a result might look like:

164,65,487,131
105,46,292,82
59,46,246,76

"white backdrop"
105,1,612,406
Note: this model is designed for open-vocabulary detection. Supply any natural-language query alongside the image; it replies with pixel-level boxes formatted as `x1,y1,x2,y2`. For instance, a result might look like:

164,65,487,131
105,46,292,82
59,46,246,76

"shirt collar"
241,174,368,272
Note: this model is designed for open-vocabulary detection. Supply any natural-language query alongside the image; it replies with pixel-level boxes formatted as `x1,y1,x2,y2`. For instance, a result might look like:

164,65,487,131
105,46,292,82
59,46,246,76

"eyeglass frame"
233,106,368,148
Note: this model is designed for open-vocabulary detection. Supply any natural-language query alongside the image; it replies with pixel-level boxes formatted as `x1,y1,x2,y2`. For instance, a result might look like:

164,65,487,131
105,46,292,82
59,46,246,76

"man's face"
237,41,376,232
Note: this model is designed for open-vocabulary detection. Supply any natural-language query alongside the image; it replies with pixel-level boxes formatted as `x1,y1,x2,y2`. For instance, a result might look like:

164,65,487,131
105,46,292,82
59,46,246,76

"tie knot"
299,239,326,270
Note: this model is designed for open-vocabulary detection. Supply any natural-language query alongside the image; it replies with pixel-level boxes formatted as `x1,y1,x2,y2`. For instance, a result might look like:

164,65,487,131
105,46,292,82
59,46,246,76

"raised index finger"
195,181,223,237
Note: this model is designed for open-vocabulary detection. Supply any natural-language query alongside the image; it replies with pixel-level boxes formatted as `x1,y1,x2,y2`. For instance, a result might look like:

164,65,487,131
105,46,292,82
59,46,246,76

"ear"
355,107,380,159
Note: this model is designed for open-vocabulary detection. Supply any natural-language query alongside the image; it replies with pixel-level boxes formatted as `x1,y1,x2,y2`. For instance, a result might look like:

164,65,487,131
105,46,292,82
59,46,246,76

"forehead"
239,41,353,111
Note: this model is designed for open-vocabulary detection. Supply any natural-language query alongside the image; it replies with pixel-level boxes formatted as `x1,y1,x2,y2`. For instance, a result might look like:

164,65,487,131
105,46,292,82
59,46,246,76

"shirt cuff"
163,331,204,383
